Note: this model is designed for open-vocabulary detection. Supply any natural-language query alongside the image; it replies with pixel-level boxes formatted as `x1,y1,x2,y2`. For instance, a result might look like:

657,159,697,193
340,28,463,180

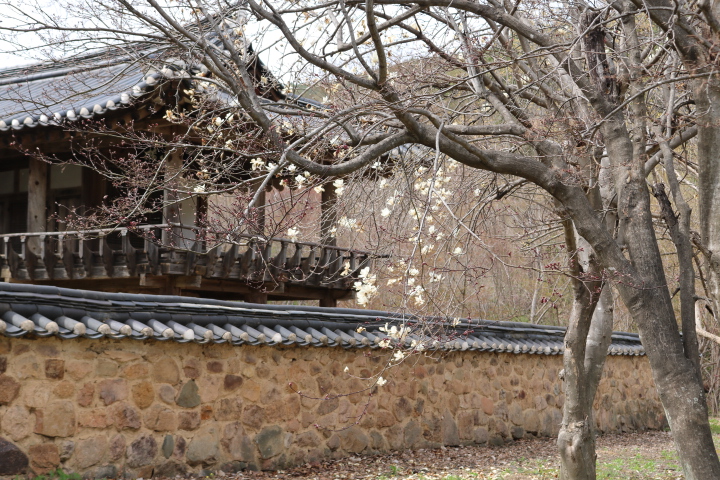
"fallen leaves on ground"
203,430,682,480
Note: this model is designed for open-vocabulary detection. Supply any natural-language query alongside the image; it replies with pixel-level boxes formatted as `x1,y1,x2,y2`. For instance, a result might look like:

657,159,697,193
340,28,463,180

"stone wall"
0,335,665,477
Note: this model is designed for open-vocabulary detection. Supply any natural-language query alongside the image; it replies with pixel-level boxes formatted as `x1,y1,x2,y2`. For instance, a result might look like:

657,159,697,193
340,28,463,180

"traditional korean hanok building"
0,50,371,306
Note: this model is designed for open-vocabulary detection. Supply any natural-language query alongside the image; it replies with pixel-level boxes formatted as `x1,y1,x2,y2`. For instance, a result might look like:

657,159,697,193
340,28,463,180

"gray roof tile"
0,283,644,355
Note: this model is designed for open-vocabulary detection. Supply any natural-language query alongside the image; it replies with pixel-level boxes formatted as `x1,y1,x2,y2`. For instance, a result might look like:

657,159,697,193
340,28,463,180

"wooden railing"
0,224,374,289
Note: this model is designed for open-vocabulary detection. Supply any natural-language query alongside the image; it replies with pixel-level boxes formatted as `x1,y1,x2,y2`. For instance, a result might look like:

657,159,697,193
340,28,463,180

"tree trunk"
613,178,720,479
696,80,720,341
558,281,612,480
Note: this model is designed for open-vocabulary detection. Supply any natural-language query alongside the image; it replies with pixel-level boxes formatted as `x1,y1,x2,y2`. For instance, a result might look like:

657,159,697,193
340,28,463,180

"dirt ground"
214,430,687,480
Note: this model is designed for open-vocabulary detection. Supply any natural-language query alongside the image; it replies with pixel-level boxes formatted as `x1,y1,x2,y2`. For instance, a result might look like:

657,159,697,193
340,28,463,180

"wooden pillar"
27,158,48,255
246,177,267,304
245,289,267,304
162,149,183,246
320,181,337,246
320,181,338,308
320,296,337,308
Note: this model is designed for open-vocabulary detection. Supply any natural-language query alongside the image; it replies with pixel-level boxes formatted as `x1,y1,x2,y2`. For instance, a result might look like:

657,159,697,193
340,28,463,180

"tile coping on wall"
0,283,644,356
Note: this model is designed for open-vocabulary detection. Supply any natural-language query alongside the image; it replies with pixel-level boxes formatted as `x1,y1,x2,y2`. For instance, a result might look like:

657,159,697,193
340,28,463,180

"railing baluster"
0,226,381,299
48,234,68,279
269,240,288,282
218,244,238,278
63,234,85,279
26,234,49,280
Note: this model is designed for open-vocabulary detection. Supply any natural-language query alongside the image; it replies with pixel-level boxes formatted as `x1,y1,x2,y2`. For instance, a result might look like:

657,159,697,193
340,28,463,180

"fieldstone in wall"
14,354,41,379
158,384,177,404
111,402,142,430
155,460,189,477
132,381,155,409
66,361,93,381
126,435,157,467
109,434,125,461
0,374,20,405
89,465,118,480
178,410,201,431
152,357,180,385
59,441,75,462
45,359,64,379
162,434,174,458
74,435,108,469
187,425,220,465
173,436,187,459
222,422,256,464
144,404,179,432
255,426,285,459
224,374,244,392
0,437,28,475
403,420,422,449
441,410,460,446
177,380,201,408
98,379,128,405
77,383,94,407
34,401,76,437
338,426,369,453
78,408,111,429
216,397,243,421
28,443,60,473
1,405,32,441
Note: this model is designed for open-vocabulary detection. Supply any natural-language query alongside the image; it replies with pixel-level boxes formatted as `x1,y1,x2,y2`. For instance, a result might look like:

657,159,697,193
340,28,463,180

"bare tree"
3,0,720,478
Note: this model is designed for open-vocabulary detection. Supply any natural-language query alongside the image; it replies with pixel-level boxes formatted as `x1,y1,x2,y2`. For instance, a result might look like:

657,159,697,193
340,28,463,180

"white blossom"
339,217,357,229
354,267,377,306
376,376,387,386
287,227,300,242
379,323,412,341
381,208,391,217
251,158,265,171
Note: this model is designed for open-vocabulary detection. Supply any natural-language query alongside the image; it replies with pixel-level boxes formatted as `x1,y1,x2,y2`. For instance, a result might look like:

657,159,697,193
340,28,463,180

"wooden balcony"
0,225,375,304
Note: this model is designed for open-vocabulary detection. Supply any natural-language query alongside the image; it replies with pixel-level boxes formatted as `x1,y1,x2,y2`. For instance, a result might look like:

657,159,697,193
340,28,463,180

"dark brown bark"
557,216,611,480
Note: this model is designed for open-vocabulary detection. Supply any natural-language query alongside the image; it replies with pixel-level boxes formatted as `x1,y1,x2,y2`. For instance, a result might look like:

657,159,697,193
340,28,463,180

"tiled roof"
0,57,176,132
0,283,645,356
0,36,323,133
